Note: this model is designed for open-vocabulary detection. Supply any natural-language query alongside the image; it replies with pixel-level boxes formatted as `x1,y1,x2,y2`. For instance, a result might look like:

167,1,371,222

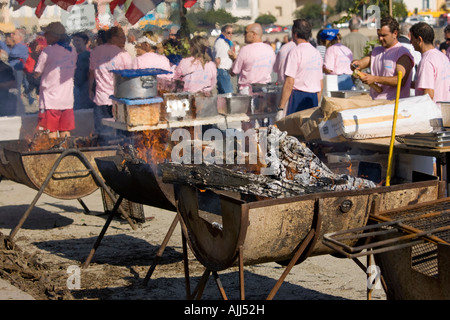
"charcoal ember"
265,126,376,192
159,125,376,199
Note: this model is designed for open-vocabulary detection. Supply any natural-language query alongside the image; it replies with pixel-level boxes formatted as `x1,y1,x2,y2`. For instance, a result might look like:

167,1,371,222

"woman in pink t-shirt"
132,35,173,80
174,36,217,93
322,30,354,90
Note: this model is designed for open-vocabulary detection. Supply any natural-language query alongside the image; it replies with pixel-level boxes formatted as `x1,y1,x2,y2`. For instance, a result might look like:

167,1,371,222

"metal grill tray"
396,131,450,148
322,197,450,258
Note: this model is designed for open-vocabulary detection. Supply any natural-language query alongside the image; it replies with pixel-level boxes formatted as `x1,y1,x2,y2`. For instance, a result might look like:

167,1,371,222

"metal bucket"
114,74,157,99
217,93,251,114
112,68,170,100
176,180,442,271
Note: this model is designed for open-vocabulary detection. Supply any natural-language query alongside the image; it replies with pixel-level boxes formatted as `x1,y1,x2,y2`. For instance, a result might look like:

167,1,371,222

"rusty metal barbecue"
323,196,450,299
0,138,138,240
172,178,443,300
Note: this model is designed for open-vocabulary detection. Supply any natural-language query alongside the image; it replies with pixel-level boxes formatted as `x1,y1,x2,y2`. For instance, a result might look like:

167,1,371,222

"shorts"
38,109,75,132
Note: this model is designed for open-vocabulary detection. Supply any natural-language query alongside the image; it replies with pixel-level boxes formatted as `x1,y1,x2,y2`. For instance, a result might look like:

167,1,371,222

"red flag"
184,0,197,8
33,0,77,17
119,0,164,25
35,0,46,18
110,0,127,14
51,0,78,10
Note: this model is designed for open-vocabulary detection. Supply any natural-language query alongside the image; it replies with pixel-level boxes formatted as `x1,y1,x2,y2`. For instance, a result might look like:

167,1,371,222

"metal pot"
112,68,170,99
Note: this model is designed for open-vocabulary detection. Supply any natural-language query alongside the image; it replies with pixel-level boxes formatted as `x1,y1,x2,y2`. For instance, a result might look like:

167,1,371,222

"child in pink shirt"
34,22,77,138
35,42,77,111
173,36,217,93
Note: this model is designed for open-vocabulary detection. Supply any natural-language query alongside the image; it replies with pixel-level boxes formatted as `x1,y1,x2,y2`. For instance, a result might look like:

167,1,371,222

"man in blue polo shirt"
0,28,28,115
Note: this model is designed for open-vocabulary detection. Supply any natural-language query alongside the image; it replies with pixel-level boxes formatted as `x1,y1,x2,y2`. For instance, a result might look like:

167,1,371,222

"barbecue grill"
0,138,138,239
0,139,116,199
173,179,444,299
85,153,180,283
323,196,450,299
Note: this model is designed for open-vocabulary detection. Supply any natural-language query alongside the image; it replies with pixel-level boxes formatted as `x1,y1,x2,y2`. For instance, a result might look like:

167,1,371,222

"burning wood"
159,126,376,199
26,133,101,152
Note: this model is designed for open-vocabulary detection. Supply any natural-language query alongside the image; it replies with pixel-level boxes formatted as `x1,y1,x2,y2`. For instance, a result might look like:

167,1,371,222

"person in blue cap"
321,28,354,90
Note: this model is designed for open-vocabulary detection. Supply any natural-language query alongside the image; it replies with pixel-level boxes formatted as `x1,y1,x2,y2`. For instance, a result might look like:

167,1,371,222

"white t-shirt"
213,37,233,70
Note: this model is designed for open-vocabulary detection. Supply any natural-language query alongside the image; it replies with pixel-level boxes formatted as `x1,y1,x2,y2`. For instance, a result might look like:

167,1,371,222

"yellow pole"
386,71,403,186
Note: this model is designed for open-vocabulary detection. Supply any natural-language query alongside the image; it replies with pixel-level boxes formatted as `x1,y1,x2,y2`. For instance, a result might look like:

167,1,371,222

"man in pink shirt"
352,16,414,100
273,37,296,83
410,22,450,103
277,19,323,115
34,22,77,138
229,23,275,94
89,26,132,139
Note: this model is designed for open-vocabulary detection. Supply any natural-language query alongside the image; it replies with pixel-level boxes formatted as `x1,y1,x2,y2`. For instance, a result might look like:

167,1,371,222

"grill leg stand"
143,214,180,286
266,229,315,300
82,195,124,269
182,227,191,299
190,269,211,300
239,246,245,300
77,198,90,214
9,149,74,240
267,200,322,300
213,272,228,300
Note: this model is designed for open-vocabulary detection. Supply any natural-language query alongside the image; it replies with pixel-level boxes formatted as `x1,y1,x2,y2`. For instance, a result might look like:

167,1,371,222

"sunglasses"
446,38,450,41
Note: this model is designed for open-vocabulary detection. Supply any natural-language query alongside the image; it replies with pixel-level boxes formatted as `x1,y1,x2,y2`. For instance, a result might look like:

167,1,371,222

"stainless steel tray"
396,131,450,148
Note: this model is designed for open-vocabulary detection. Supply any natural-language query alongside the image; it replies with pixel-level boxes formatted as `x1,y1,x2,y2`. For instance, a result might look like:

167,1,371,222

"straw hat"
0,22,15,34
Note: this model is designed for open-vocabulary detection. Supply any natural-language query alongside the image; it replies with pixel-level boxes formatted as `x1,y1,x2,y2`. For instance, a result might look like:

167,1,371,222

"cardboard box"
320,95,442,141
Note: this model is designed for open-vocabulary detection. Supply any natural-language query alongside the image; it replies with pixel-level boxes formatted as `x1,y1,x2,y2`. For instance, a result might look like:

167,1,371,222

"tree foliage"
334,0,409,24
185,8,238,31
294,3,334,28
255,13,277,25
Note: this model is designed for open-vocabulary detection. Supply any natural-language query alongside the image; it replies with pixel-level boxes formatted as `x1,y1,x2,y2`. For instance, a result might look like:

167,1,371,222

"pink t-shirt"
132,52,173,79
35,44,77,110
415,48,450,103
323,43,353,75
284,42,323,93
231,42,276,91
273,41,296,82
174,57,217,93
89,43,133,106
370,42,414,100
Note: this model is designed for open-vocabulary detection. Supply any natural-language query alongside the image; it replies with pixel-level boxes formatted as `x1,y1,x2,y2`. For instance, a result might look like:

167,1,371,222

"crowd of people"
0,17,449,140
